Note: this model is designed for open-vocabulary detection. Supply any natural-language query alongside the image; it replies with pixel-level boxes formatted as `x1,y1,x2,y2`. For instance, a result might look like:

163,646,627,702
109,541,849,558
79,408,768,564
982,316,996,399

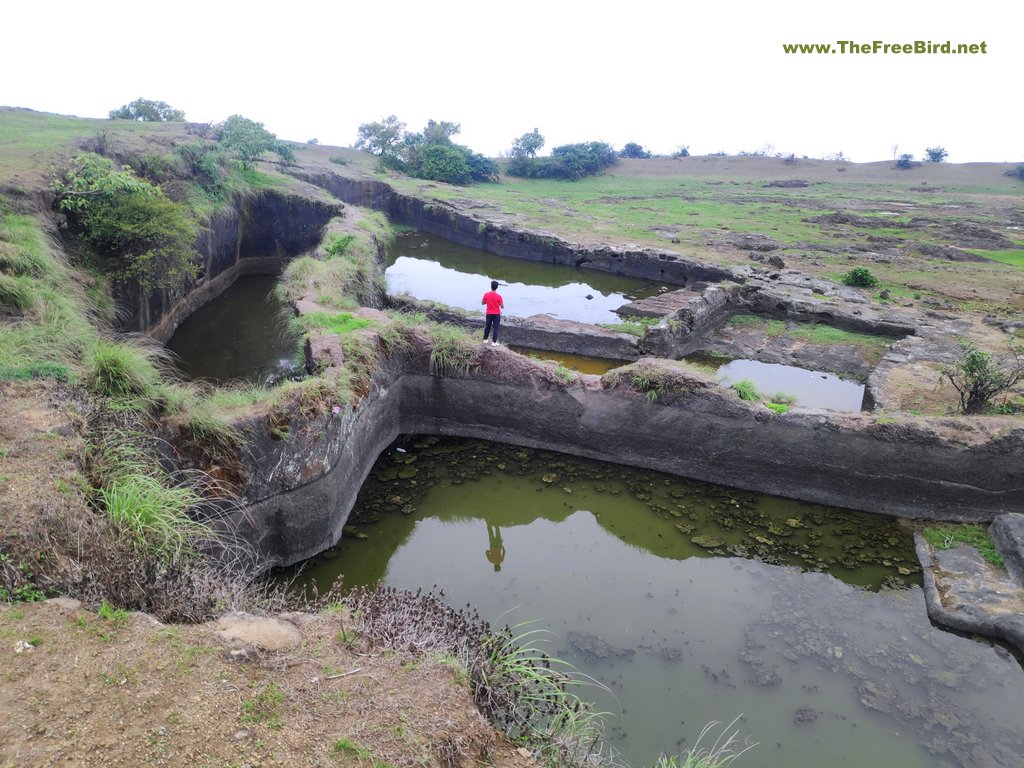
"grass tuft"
730,379,760,402
99,474,213,562
652,716,756,768
923,524,1005,567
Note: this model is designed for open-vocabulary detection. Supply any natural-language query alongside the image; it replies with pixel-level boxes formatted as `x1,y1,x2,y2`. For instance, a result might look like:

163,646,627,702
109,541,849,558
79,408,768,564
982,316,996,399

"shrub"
923,146,948,163
895,154,917,169
52,153,199,291
841,267,880,288
173,142,229,194
507,141,618,181
942,341,1024,414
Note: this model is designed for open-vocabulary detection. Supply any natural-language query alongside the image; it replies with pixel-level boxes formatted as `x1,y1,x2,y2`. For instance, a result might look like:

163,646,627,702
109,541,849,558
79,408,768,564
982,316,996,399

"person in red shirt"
481,280,504,345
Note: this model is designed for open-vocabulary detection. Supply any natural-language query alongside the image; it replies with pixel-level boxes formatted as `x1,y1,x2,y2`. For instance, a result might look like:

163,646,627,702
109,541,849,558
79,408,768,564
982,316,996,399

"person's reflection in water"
485,522,505,572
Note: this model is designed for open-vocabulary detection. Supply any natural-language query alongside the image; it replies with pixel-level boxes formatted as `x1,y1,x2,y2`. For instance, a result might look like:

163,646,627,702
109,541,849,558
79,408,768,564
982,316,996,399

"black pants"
483,313,501,342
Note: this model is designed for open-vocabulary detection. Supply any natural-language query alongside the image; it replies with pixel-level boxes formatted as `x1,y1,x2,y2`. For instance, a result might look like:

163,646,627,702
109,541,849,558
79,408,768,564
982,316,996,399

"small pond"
166,274,299,384
508,347,630,376
689,355,866,412
285,437,1023,768
385,231,664,324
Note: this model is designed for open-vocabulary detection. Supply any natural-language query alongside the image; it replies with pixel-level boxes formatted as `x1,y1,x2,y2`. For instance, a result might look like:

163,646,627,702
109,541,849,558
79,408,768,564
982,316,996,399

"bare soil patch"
0,600,528,768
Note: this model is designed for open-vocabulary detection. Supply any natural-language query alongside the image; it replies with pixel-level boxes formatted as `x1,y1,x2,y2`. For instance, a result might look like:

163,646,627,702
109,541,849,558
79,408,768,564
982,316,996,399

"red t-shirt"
482,290,503,314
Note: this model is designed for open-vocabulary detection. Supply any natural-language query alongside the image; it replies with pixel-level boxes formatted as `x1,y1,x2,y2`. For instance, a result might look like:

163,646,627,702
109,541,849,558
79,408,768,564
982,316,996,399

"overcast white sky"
3,0,1019,162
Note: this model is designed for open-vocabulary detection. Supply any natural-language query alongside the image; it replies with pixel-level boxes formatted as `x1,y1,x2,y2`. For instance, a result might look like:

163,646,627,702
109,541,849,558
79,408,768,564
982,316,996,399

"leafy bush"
507,141,618,181
942,341,1024,414
841,267,880,288
52,153,199,291
923,146,948,163
173,142,229,194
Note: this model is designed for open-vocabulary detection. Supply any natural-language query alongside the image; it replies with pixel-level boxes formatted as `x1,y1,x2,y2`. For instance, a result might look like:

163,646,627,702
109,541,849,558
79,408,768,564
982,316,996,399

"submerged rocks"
566,631,635,662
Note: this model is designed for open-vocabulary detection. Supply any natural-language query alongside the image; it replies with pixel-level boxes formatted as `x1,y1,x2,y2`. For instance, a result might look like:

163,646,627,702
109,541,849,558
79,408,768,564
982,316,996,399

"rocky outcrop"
185,352,1024,572
916,534,1024,654
387,295,642,360
288,167,736,287
992,513,1024,586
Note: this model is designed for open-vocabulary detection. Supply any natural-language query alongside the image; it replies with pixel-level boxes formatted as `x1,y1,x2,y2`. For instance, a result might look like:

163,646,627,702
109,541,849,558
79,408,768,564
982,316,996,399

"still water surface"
291,437,1024,768
166,274,298,383
716,359,865,412
385,232,663,324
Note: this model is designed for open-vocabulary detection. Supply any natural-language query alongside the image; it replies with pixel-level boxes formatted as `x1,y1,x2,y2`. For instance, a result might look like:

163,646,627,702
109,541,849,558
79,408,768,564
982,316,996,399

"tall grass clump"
278,215,392,311
0,205,96,382
730,379,760,402
99,474,213,562
652,716,756,768
429,324,481,377
85,338,165,408
0,273,37,312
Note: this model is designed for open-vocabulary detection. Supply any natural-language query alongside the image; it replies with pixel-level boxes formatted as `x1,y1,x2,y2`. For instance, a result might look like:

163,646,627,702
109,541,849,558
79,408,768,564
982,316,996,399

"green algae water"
508,347,630,375
291,437,1024,768
166,274,299,383
385,231,663,324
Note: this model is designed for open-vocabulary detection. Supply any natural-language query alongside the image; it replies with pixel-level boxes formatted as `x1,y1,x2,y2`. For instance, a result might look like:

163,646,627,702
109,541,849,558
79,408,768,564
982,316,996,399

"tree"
108,98,185,122
924,146,948,163
510,129,544,159
942,342,1024,414
619,142,651,159
354,115,406,162
423,120,461,144
674,145,690,157
895,153,917,169
215,115,293,169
